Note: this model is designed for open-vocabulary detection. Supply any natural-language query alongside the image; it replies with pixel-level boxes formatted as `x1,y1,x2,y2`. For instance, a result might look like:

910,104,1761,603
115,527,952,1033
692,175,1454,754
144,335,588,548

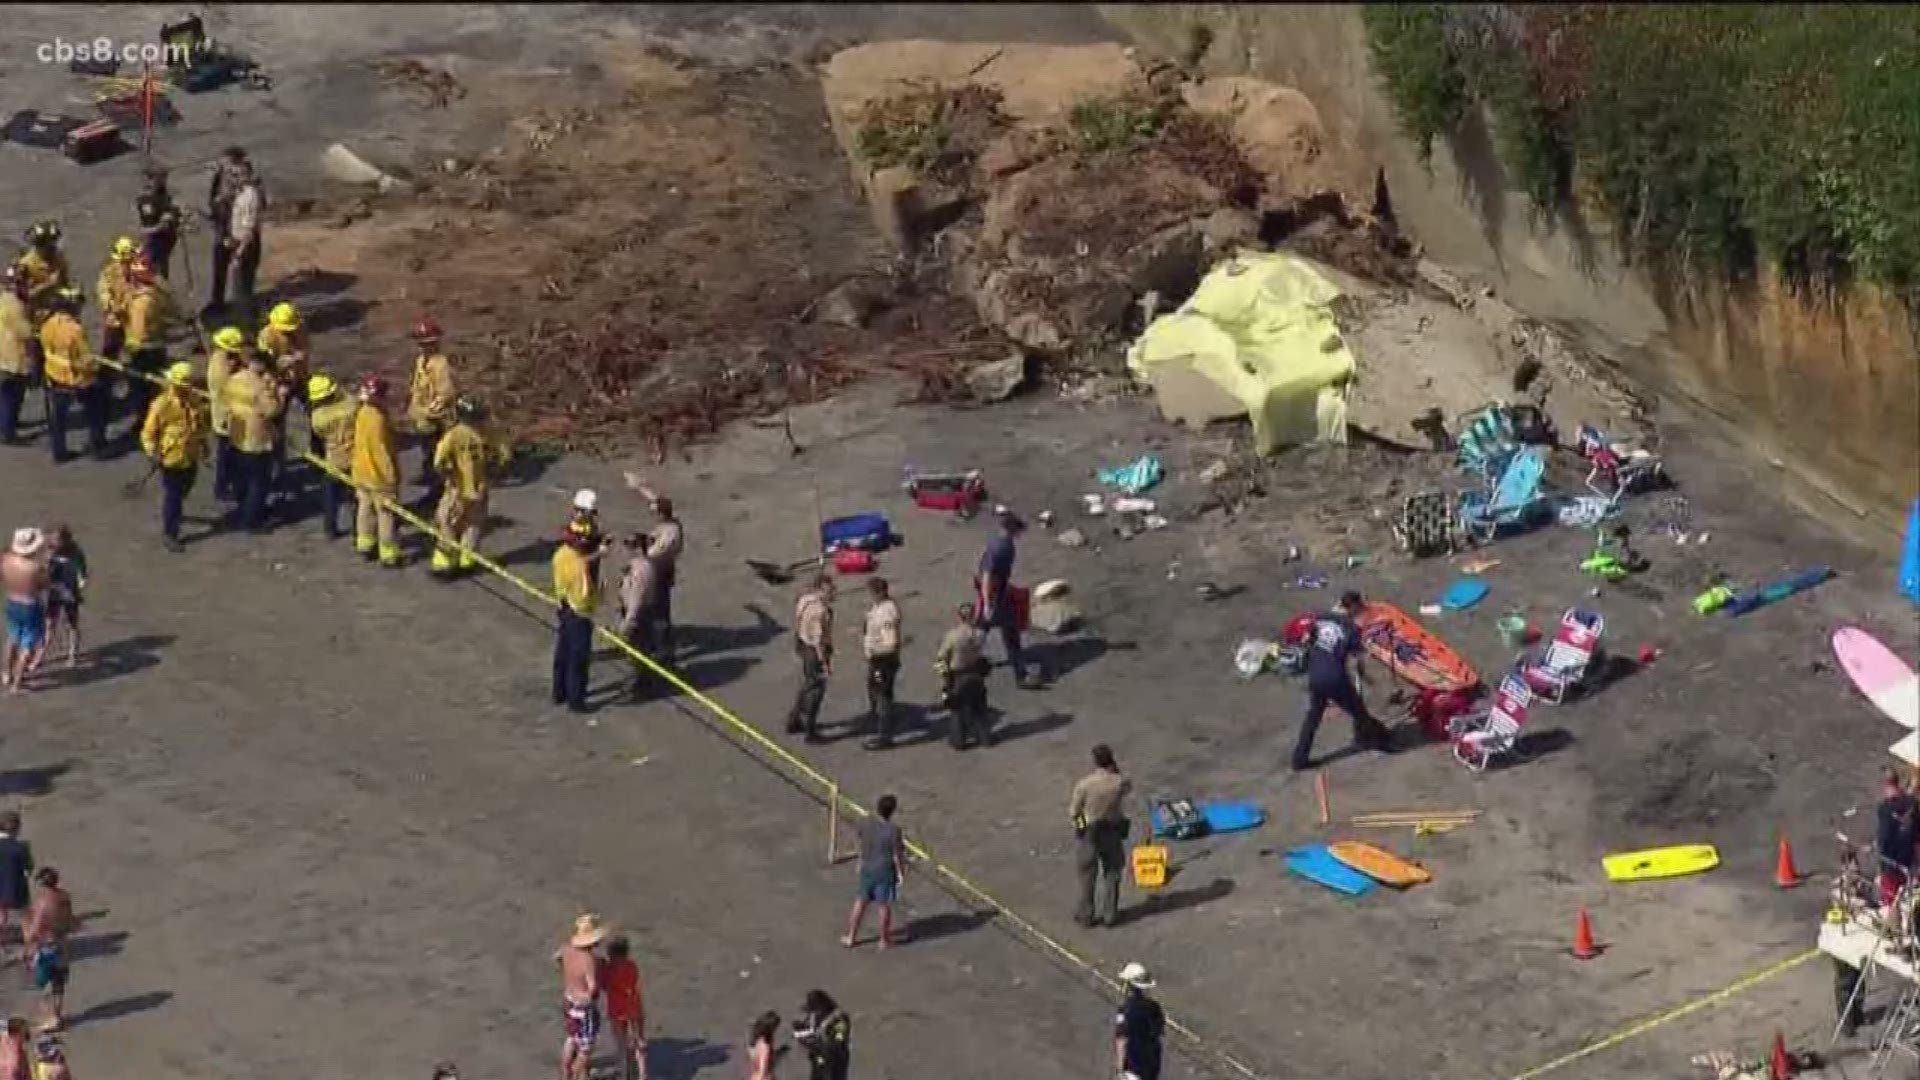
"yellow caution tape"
92,349,1267,1080
1506,948,1820,1080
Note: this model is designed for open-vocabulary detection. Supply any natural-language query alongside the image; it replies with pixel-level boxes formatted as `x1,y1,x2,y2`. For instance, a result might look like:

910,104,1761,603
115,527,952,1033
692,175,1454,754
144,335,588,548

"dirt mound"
820,41,1406,362
265,54,993,452
1180,77,1351,206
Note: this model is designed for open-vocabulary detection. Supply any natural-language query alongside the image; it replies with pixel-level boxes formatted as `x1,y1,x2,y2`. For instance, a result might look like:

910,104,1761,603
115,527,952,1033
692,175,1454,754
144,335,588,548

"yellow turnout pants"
355,485,400,565
432,488,486,572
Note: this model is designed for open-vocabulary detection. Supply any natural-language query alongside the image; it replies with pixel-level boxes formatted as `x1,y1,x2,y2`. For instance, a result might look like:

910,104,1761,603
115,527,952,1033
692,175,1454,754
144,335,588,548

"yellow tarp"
1126,251,1355,453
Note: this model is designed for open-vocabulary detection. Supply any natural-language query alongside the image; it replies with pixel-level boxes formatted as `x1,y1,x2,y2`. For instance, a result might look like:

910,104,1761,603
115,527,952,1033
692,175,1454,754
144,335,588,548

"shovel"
122,460,159,498
745,555,823,586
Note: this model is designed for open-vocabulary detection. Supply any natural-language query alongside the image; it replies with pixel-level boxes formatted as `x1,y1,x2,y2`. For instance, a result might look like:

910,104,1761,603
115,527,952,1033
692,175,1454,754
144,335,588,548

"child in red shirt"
598,936,646,1080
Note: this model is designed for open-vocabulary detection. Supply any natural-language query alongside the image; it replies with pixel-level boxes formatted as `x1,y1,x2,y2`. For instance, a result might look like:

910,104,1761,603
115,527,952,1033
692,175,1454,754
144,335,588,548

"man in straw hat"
555,913,608,1080
1113,962,1165,1080
1,529,51,693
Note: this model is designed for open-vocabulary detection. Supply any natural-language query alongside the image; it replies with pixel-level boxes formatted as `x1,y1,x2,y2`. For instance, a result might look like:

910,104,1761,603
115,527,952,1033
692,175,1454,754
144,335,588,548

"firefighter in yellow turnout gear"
429,396,503,578
38,288,106,462
351,375,403,568
224,347,286,532
140,362,208,552
406,317,456,504
15,221,69,324
120,257,174,431
205,327,246,503
0,266,33,443
306,374,357,542
257,302,310,459
96,236,137,359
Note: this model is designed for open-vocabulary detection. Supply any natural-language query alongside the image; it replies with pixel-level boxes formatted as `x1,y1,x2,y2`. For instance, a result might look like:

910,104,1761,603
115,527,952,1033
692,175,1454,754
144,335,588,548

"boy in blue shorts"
842,795,906,949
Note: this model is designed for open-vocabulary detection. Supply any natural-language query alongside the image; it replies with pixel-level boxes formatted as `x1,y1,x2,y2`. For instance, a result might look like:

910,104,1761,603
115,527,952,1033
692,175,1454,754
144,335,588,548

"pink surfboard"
1834,627,1920,730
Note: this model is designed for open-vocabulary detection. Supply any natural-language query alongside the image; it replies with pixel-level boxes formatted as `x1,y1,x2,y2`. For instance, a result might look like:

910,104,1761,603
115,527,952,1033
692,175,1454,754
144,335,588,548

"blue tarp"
1901,498,1920,605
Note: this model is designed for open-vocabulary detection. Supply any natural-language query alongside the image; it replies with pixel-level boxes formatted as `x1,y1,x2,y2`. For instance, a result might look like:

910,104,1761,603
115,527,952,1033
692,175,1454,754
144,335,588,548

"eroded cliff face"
1102,3,1919,533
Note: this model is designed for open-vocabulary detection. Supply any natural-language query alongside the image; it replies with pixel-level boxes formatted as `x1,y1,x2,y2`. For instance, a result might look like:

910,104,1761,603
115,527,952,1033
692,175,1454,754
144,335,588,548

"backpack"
1153,798,1207,841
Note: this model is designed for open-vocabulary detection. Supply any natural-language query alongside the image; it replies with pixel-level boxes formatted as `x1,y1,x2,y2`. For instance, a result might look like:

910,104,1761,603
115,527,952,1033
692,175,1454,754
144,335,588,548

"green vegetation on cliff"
1363,5,1920,298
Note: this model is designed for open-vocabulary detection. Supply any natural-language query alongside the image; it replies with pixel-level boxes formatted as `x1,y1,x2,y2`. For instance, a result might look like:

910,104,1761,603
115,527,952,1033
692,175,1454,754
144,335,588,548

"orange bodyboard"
1328,840,1431,887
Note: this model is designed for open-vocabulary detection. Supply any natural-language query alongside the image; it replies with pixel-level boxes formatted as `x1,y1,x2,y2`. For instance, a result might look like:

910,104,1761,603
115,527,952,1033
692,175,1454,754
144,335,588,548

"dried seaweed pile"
369,66,996,454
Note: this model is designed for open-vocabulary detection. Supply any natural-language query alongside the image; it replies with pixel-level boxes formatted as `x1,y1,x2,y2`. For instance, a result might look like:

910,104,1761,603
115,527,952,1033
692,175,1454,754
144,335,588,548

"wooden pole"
141,63,155,162
826,783,840,864
1315,773,1330,826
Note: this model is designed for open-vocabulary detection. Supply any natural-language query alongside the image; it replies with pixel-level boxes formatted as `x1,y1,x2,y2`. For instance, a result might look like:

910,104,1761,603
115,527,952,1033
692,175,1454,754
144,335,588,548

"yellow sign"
1131,844,1169,889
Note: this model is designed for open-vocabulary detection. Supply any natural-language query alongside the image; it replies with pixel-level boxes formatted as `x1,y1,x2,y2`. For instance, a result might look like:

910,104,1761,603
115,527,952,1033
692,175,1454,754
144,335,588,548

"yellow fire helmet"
211,326,245,351
111,236,137,260
165,361,194,385
306,373,339,404
267,302,300,332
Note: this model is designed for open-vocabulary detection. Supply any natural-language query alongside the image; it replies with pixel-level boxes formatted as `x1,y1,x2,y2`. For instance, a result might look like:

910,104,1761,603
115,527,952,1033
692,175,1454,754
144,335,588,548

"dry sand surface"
0,6,1914,1080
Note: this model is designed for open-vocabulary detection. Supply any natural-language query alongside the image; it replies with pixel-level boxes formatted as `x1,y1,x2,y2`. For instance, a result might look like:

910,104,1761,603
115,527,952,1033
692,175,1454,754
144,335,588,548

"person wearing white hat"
1,528,51,692
571,488,599,529
1113,962,1164,1080
555,913,609,1080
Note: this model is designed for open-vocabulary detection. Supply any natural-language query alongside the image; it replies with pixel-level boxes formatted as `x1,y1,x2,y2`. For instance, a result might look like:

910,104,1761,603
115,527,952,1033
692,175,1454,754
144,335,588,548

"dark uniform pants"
414,424,444,493
47,384,107,461
865,653,900,743
0,373,25,443
656,567,677,659
787,649,827,738
213,434,237,502
125,344,165,428
208,229,231,310
233,240,262,322
1293,677,1389,769
623,605,661,697
985,603,1027,682
1075,821,1127,926
160,465,196,541
945,669,990,749
552,606,594,712
234,448,275,530
319,471,351,539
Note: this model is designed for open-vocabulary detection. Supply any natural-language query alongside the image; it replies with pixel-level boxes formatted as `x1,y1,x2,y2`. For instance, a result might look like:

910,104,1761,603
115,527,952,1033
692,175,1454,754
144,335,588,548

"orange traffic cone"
1776,835,1802,889
1768,1029,1793,1079
1571,907,1601,959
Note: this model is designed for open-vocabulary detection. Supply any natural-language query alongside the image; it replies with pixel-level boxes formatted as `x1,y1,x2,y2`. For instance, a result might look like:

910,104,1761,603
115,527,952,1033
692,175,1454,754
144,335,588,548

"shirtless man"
555,914,606,1080
24,869,72,1032
0,1018,26,1080
1,530,50,693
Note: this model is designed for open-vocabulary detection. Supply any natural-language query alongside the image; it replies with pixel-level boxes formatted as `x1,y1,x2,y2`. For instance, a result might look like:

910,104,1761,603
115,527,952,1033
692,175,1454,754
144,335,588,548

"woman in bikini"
746,1011,781,1080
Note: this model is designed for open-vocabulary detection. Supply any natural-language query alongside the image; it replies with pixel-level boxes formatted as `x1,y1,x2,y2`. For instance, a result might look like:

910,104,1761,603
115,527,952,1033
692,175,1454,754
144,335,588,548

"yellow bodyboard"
1602,844,1720,882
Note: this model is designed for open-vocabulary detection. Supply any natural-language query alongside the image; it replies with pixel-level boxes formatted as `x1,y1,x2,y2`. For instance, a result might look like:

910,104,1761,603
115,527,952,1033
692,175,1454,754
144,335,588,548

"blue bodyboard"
1723,566,1832,617
1441,579,1489,610
1149,800,1266,839
1900,498,1920,605
1284,844,1378,896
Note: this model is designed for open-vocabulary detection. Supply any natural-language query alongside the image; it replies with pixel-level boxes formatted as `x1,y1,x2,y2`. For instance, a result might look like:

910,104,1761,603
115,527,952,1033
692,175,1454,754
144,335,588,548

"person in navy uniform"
1112,962,1164,1080
1291,590,1393,771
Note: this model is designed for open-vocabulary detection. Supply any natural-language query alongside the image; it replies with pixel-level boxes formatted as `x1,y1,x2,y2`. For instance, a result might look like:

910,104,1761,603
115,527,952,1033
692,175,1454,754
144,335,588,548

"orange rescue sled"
1356,601,1480,693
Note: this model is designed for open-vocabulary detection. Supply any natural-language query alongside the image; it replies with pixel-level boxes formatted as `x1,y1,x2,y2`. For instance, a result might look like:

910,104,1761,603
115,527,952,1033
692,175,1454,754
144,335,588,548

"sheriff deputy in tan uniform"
1068,744,1132,928
786,574,834,743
